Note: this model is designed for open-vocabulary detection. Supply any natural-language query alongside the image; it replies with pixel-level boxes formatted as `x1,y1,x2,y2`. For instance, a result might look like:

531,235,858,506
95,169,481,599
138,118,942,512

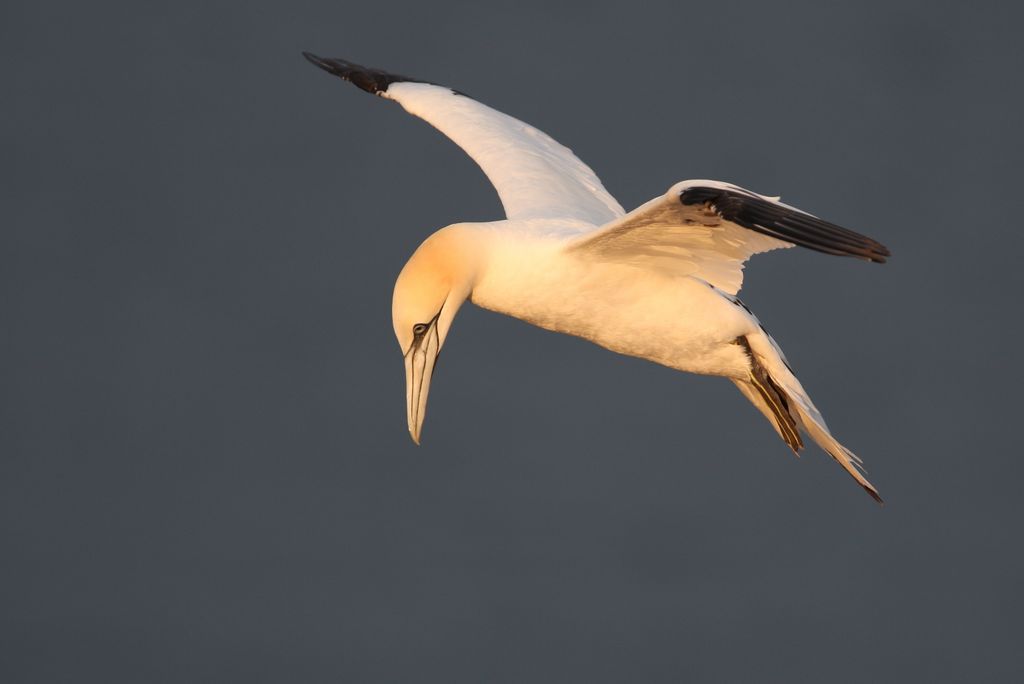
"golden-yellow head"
391,225,480,443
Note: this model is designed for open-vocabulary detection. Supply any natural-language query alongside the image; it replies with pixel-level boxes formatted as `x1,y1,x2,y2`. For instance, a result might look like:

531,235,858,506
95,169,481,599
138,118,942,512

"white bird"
304,53,890,503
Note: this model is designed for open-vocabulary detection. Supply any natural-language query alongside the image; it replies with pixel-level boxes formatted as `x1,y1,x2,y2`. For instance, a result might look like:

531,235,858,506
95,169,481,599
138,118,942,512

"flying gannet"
303,53,890,503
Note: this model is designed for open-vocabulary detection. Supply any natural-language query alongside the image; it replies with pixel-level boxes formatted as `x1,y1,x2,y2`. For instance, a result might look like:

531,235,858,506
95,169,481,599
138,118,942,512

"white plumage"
389,82,624,225
304,53,890,503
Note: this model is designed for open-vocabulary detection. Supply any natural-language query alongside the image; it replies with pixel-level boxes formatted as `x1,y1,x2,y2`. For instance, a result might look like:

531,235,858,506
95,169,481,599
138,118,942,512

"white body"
470,222,754,378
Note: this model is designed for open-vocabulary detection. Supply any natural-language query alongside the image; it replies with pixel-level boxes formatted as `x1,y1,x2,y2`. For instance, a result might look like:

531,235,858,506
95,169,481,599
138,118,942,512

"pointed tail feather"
737,331,883,504
731,336,803,453
731,379,800,451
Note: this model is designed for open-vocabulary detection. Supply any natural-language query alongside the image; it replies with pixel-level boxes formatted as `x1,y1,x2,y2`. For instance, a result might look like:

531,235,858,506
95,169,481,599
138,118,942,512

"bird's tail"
731,331,883,504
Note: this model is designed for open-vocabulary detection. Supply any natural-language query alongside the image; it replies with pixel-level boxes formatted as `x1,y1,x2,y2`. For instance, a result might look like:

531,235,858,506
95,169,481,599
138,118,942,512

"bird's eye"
413,323,428,335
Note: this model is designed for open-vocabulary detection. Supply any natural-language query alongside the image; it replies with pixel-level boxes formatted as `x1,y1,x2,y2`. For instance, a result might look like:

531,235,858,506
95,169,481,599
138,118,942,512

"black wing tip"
303,52,467,98
302,51,402,95
680,185,892,264
854,242,890,264
301,51,461,98
302,51,326,68
302,51,354,77
857,236,892,264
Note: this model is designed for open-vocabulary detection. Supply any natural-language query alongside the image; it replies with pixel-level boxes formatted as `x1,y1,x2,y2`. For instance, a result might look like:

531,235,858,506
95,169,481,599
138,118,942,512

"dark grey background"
3,0,1022,681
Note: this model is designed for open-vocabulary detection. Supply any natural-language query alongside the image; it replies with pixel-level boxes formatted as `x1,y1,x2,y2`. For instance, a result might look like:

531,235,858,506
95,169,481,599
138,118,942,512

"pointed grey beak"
404,318,441,444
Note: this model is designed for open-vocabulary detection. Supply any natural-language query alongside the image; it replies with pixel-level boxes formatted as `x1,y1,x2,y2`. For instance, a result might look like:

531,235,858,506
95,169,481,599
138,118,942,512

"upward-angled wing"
303,53,625,226
568,180,890,295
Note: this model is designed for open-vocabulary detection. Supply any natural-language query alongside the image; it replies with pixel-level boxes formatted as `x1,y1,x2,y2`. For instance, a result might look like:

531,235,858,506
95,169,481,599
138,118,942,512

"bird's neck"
468,225,587,330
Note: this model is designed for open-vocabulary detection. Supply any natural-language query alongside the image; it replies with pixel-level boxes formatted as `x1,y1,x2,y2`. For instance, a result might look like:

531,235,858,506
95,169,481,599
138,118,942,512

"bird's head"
392,225,480,444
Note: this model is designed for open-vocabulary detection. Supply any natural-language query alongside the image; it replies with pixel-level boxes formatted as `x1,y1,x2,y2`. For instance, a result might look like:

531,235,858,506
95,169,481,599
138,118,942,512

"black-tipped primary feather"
679,186,890,263
302,52,424,95
302,52,465,97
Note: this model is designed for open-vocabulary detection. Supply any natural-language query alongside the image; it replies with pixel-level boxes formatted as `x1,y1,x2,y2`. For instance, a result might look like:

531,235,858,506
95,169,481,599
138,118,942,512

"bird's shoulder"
471,218,599,242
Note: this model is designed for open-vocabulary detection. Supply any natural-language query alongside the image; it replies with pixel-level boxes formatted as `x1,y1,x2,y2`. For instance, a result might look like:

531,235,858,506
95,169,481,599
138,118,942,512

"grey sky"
2,1,1022,682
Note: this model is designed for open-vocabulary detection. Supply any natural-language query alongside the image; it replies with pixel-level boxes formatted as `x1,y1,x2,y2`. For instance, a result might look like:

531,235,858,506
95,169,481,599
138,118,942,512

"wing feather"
303,53,624,226
568,180,889,295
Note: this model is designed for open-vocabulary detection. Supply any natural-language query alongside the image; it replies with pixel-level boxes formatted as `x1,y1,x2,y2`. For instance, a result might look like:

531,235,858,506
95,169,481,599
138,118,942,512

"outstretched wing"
568,180,889,295
303,53,624,226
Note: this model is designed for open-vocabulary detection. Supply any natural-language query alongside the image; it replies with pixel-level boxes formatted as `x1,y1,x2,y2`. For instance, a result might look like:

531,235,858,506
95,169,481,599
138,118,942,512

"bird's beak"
404,318,441,445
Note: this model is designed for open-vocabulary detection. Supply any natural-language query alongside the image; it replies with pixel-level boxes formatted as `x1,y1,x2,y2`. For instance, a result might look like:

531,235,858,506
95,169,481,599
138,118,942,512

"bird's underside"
304,52,891,503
